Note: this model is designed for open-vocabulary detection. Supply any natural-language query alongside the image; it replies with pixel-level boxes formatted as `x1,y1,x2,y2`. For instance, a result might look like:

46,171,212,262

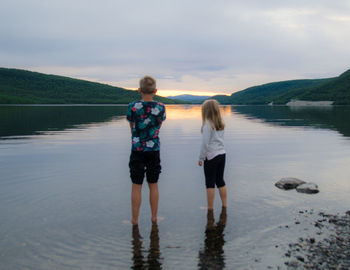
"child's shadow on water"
198,207,227,270
131,223,162,270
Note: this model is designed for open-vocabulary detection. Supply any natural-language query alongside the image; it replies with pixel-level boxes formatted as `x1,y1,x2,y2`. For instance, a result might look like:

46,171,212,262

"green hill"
273,69,350,105
213,78,330,105
213,69,350,105
0,68,184,104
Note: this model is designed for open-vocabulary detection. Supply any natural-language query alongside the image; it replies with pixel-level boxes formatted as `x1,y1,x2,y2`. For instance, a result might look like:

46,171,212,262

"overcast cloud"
1,0,350,95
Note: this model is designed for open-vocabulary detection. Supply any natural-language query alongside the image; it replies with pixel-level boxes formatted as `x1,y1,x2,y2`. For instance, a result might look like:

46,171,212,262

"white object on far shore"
286,100,333,106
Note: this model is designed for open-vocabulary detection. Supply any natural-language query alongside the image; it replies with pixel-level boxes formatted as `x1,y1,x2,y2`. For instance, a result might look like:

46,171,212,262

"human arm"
157,104,166,128
126,102,134,134
198,123,211,166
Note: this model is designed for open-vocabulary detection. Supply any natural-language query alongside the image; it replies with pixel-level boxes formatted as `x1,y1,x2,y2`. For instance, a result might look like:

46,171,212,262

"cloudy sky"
1,0,350,96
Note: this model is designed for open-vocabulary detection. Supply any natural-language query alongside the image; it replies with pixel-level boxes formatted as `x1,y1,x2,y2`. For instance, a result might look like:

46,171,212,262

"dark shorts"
204,154,226,189
129,151,161,185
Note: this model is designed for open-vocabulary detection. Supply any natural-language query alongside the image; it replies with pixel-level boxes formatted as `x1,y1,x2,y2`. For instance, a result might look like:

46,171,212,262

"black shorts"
129,151,161,185
204,154,226,188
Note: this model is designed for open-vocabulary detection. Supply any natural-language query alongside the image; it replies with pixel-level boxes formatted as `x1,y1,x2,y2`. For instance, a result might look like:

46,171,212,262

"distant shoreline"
2,103,350,107
0,103,196,106
286,100,334,106
0,103,131,106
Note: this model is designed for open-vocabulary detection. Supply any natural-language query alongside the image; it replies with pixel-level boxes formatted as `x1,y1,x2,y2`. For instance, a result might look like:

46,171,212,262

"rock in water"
275,178,306,190
296,183,319,194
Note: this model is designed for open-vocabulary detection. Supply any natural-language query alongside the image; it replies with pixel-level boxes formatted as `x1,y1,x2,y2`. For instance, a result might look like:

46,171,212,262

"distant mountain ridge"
0,68,185,104
213,69,350,105
3,67,349,105
167,94,211,104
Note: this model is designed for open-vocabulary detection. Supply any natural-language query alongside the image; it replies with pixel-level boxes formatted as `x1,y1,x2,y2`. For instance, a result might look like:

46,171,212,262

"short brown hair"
139,76,156,94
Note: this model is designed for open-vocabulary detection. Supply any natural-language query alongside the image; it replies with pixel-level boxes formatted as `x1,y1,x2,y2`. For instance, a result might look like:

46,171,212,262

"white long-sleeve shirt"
199,123,226,161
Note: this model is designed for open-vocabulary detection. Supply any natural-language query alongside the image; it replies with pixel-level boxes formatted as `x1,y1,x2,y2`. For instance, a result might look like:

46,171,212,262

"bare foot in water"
152,216,165,224
131,219,138,225
122,220,133,225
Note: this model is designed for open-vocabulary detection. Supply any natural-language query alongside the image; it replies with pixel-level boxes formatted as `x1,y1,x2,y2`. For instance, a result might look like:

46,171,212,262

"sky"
1,0,350,97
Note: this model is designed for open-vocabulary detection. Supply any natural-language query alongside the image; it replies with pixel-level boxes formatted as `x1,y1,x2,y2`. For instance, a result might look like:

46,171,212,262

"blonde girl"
198,99,227,210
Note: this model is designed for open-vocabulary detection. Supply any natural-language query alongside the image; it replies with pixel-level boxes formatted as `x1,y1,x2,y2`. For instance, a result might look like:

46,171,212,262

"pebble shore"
284,210,350,269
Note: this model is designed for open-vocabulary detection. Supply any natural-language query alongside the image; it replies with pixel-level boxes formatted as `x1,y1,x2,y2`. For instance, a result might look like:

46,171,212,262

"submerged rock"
275,178,320,194
296,183,319,194
275,178,306,190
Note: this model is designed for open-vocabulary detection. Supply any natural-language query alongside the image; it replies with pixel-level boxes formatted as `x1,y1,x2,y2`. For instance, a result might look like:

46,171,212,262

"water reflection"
0,105,127,138
3,105,350,140
2,104,350,269
132,225,145,270
198,207,227,270
0,105,233,139
232,105,350,138
131,224,162,270
165,105,232,120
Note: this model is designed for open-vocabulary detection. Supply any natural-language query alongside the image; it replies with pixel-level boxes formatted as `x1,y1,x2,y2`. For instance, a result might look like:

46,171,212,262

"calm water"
1,105,350,269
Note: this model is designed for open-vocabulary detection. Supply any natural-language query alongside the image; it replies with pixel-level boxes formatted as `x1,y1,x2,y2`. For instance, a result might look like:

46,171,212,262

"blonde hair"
139,75,156,94
201,99,225,132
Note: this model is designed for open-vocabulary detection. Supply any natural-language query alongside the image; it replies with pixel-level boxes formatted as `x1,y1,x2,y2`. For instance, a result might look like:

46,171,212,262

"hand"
198,160,202,166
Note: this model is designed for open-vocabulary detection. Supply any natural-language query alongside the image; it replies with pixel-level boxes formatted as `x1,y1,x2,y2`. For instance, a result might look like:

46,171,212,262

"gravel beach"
284,210,350,269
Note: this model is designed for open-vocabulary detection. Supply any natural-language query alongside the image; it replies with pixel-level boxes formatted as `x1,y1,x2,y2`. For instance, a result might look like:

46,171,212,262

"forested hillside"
213,69,350,105
0,68,183,104
273,69,350,105
213,79,330,105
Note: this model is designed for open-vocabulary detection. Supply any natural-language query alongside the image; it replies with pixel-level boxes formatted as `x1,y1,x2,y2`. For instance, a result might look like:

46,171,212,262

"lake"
1,104,350,269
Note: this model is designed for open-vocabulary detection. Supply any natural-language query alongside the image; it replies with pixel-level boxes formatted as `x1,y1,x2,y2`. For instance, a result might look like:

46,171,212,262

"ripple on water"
20,226,133,270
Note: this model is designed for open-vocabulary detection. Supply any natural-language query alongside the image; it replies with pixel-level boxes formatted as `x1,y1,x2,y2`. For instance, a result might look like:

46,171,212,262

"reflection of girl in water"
198,207,227,270
131,224,162,270
198,99,227,210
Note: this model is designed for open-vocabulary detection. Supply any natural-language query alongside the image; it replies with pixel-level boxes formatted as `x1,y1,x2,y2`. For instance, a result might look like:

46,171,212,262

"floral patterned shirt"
127,101,166,151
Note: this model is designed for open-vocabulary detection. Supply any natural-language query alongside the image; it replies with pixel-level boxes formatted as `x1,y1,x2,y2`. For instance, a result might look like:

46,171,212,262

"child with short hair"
127,76,166,225
198,99,227,210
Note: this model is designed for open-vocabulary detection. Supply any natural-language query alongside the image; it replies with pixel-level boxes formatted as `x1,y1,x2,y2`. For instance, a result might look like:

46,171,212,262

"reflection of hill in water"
232,105,350,138
0,105,127,138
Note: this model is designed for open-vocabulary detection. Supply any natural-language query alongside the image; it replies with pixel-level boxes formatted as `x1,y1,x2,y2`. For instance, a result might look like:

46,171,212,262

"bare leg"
148,183,159,223
131,183,142,225
218,186,227,208
206,188,215,210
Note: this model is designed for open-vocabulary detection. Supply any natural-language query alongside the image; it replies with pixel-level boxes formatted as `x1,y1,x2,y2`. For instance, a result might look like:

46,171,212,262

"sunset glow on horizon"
2,1,349,95
156,89,229,97
115,87,230,98
165,104,233,120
